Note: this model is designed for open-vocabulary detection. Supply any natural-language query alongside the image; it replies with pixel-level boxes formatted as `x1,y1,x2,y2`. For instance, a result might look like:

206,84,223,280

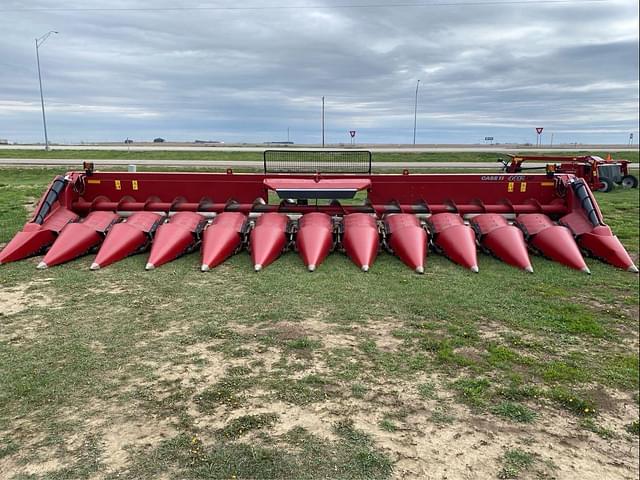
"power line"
0,0,611,13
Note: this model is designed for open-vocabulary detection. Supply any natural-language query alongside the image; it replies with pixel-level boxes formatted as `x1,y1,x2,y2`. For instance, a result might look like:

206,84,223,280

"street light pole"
413,79,420,145
321,96,325,148
35,31,58,151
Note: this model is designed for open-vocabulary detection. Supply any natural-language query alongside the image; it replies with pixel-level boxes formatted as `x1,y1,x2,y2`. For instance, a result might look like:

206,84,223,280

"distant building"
0,139,9,145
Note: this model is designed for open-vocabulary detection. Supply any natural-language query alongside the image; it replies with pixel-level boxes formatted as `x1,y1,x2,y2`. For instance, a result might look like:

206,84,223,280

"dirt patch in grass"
0,280,54,316
100,416,176,471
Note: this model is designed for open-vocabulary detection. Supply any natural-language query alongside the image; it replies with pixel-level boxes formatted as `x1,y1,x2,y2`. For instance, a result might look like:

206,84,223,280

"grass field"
0,165,638,479
0,149,638,164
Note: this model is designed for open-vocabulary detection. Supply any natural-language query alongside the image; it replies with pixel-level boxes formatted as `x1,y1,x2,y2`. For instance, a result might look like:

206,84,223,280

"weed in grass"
486,344,528,368
430,406,455,425
547,387,597,417
453,377,492,408
226,365,252,377
333,419,373,445
541,360,589,384
417,382,436,399
600,354,640,390
626,420,639,436
378,418,397,432
580,418,617,439
351,383,368,399
0,437,19,460
271,374,331,405
491,401,537,423
217,413,279,439
497,448,535,479
359,339,378,354
286,337,321,351
497,384,543,402
195,376,255,410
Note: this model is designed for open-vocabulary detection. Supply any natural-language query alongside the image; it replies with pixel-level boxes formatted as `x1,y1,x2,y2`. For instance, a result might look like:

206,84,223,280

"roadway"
1,144,638,153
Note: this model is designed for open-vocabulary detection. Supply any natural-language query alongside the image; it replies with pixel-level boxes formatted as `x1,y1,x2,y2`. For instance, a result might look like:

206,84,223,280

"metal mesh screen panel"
264,150,372,174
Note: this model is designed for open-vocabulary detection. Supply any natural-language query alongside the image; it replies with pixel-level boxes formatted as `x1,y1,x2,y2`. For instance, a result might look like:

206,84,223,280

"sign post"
535,127,544,147
349,130,356,146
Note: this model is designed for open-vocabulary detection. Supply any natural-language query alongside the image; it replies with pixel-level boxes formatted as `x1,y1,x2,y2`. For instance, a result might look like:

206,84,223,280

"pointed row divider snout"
146,212,207,270
37,211,120,268
342,213,379,271
296,212,334,272
0,207,78,265
515,214,590,273
576,225,638,273
201,212,247,271
384,214,427,274
427,213,479,272
90,212,165,270
470,214,533,272
250,213,289,271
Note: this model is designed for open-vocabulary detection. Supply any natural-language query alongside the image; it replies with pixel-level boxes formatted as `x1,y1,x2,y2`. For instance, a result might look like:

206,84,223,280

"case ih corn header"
0,151,637,274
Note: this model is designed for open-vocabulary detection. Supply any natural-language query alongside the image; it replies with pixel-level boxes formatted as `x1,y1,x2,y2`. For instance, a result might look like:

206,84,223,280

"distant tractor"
501,155,638,192
124,138,133,144
153,137,165,143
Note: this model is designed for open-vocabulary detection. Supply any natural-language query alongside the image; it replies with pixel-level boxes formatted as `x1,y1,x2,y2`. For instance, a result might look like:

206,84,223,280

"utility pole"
321,96,325,148
35,31,58,151
413,79,420,145
287,127,290,143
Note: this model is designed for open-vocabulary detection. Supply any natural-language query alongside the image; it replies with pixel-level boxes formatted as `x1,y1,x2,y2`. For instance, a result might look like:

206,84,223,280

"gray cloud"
0,0,638,144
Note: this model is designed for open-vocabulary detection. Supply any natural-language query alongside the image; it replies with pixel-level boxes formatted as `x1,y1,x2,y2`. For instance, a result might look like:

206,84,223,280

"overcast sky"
0,0,638,145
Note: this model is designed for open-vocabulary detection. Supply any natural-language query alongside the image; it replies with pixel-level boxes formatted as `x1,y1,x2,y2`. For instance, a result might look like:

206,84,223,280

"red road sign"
536,127,544,134
349,130,356,138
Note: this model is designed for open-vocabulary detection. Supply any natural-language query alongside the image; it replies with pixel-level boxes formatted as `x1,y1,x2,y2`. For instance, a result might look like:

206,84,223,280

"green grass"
491,401,537,423
0,165,638,478
498,449,535,479
0,148,637,163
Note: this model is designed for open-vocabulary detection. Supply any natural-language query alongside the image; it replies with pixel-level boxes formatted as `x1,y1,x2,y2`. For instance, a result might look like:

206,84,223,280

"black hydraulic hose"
571,179,601,227
33,176,67,225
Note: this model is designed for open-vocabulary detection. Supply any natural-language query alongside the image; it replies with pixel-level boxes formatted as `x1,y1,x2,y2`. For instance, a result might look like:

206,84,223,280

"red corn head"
38,211,119,268
0,207,78,265
428,213,479,272
470,214,533,272
578,225,638,273
342,213,379,271
385,214,427,273
146,212,205,270
296,212,333,272
91,212,164,270
201,212,247,271
515,214,589,273
250,213,289,271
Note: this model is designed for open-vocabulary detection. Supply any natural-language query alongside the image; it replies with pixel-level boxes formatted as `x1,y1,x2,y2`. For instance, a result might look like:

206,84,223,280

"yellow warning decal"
520,182,527,193
541,182,555,187
87,179,101,185
508,182,514,193
115,180,121,190
132,180,139,190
